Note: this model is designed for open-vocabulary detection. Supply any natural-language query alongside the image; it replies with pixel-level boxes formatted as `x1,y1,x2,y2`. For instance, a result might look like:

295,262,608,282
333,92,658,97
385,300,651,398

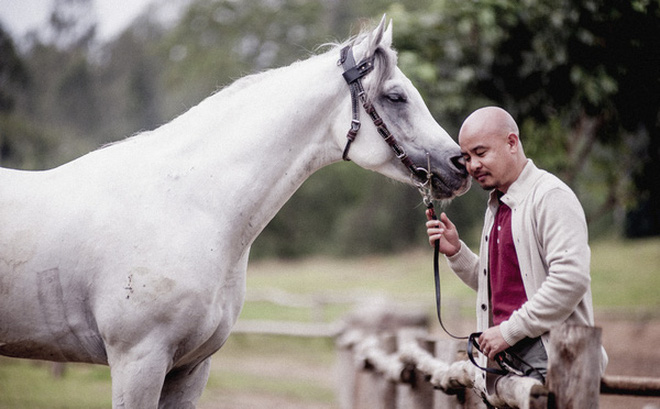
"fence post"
337,331,399,409
396,329,435,409
337,302,429,409
433,338,470,409
546,324,602,409
337,331,358,409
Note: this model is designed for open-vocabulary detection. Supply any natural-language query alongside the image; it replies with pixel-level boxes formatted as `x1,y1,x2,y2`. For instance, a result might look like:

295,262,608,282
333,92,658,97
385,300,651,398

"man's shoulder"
528,170,584,215
507,161,578,206
535,170,573,192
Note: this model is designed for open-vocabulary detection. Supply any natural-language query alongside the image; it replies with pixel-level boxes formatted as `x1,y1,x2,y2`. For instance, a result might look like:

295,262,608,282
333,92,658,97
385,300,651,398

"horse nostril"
450,155,467,175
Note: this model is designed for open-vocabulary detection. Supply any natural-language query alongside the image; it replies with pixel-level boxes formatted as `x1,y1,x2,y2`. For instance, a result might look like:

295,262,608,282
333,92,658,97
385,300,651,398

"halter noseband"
338,45,430,184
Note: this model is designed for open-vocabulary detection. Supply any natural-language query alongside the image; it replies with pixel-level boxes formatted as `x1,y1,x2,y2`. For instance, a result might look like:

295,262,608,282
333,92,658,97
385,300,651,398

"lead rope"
416,153,467,341
424,195,469,341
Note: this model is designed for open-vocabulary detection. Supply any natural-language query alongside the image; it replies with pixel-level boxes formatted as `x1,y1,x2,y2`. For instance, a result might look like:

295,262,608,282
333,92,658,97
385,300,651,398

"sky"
0,0,187,42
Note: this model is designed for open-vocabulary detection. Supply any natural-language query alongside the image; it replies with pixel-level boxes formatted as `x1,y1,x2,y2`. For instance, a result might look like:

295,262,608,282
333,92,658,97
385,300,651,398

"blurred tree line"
0,0,657,258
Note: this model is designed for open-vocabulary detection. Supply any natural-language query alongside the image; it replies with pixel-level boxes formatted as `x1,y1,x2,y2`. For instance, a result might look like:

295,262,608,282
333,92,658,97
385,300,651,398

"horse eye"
385,93,407,103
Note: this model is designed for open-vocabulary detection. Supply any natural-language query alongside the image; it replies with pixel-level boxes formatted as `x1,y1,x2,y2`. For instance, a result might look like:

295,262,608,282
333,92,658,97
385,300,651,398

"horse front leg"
107,343,170,409
158,358,212,409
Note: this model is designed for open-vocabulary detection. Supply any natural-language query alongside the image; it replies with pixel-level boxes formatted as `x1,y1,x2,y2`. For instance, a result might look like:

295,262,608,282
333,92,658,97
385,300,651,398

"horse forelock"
365,45,397,100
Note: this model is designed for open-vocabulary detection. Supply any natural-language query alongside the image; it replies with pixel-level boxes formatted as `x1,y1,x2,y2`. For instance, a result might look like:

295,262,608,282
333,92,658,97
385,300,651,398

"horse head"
335,16,470,200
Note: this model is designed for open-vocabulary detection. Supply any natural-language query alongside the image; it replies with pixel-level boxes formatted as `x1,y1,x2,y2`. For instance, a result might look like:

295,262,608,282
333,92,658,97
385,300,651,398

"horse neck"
149,50,347,246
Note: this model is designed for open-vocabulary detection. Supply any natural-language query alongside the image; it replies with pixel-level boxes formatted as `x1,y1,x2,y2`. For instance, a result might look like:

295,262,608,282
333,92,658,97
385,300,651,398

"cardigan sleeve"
446,240,480,292
499,186,592,345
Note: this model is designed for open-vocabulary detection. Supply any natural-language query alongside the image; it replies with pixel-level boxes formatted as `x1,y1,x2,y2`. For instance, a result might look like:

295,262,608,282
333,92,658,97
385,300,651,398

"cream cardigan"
447,160,607,371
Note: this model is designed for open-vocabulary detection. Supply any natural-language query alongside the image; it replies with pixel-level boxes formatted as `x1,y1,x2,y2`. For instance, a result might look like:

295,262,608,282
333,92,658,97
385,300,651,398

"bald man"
427,107,607,386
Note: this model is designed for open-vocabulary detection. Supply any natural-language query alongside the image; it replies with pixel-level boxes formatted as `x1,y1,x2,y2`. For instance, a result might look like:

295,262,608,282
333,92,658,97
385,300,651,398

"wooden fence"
336,314,660,409
233,291,660,408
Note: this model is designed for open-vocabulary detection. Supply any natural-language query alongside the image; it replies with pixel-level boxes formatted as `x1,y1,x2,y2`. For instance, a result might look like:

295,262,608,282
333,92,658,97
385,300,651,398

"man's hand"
425,211,461,257
478,326,511,360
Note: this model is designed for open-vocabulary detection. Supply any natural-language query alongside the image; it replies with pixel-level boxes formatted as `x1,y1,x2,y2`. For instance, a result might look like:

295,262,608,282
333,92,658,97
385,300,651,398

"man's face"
459,130,516,193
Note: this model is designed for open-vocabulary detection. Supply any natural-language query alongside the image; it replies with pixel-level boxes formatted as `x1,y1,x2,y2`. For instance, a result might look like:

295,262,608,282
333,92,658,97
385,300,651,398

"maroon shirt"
489,199,528,325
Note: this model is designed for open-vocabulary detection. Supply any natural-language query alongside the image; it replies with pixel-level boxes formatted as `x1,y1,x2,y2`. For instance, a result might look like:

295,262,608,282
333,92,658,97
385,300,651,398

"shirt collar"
488,159,540,209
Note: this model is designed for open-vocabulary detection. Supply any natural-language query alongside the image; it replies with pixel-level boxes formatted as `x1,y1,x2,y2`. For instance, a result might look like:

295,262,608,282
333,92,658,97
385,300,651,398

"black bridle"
338,45,430,184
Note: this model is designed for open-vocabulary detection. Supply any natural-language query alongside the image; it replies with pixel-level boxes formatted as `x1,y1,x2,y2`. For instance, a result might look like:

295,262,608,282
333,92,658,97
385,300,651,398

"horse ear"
369,14,388,52
353,14,387,61
381,18,393,49
369,14,389,46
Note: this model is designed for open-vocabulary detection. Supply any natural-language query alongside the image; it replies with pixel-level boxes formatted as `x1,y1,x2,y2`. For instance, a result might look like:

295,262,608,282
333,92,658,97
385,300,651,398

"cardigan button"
485,235,488,242
481,304,487,311
483,269,487,276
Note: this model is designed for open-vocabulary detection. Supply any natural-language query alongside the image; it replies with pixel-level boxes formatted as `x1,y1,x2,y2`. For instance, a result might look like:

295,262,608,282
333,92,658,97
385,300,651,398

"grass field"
0,237,658,408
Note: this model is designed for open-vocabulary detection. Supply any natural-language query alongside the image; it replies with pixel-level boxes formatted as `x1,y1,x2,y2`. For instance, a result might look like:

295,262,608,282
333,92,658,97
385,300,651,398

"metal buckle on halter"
413,166,431,186
413,155,433,204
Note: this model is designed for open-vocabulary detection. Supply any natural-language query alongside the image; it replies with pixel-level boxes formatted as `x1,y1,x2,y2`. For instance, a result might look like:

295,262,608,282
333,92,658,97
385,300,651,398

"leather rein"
337,45,429,184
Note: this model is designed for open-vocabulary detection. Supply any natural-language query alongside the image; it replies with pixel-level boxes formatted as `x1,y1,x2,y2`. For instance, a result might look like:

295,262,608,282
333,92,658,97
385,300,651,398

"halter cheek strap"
338,45,422,179
338,46,374,161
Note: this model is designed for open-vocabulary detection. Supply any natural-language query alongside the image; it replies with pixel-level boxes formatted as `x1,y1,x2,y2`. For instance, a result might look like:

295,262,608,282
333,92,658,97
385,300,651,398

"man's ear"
507,132,521,152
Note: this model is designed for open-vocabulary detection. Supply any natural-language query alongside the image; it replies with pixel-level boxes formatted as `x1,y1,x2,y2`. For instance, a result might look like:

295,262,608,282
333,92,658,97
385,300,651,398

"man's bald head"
457,106,527,193
459,106,519,144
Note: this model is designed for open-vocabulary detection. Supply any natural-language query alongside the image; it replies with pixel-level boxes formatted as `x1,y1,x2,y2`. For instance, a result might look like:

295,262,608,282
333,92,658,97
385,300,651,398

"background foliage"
0,0,658,258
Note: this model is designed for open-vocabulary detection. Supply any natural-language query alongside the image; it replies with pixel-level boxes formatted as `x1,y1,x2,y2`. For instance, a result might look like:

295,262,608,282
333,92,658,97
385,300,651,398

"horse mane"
213,29,396,105
368,44,397,101
101,28,397,149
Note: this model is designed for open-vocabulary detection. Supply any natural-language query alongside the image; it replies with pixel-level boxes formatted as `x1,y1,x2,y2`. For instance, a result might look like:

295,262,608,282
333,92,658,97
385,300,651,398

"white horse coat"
0,19,469,408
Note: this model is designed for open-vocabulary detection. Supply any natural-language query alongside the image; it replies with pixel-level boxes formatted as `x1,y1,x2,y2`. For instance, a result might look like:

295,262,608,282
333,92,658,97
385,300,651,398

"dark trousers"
505,336,548,382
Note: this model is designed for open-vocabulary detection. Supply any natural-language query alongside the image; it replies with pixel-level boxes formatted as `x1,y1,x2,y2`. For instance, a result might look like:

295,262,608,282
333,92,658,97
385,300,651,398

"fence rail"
601,375,660,397
336,311,660,409
234,292,660,407
337,328,545,409
235,292,660,407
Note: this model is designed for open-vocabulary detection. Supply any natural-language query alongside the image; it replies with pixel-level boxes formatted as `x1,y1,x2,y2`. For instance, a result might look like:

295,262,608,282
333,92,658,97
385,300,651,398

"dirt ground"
199,317,660,409
599,317,660,409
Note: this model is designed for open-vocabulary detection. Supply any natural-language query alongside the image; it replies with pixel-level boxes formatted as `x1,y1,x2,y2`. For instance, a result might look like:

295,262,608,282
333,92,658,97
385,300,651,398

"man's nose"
467,158,480,174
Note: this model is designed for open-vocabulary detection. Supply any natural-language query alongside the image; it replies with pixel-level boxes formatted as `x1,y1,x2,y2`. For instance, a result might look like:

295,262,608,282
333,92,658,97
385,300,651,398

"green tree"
0,24,56,169
0,24,28,113
391,0,660,237
93,18,167,142
47,0,96,50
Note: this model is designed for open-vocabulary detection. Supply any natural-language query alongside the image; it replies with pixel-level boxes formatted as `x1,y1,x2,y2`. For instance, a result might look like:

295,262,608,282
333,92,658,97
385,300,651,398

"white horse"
0,18,469,408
